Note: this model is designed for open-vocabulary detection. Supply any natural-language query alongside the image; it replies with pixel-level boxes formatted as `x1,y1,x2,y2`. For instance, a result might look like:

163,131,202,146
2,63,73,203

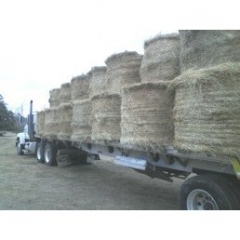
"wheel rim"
187,189,219,210
45,148,51,163
37,146,41,160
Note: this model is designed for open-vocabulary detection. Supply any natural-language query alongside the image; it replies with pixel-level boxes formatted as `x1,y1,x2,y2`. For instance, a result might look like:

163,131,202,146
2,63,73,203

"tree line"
0,94,20,132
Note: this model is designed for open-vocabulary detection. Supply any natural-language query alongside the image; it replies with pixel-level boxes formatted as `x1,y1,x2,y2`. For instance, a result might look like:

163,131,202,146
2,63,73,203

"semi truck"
16,100,240,210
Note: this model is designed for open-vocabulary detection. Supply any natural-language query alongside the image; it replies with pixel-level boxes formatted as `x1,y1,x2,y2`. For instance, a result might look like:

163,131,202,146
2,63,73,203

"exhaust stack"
28,100,34,140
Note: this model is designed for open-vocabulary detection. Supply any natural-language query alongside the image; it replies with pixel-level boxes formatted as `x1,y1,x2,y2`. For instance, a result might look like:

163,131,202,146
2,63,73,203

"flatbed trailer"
16,101,240,210
16,134,240,210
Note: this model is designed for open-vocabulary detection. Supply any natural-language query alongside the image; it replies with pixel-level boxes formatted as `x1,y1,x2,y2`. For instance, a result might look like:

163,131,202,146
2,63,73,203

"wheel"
179,174,239,210
220,176,240,210
17,141,24,155
44,143,57,166
36,142,44,163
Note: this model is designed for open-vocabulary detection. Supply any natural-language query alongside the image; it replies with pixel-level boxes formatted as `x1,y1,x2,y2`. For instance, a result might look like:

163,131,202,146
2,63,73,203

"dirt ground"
0,132,182,210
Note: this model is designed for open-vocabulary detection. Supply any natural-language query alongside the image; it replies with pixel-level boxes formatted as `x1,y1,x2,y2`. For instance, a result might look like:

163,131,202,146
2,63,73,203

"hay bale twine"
42,107,58,139
71,99,91,143
140,33,180,83
171,62,240,159
180,30,240,72
90,66,107,98
36,110,45,136
71,73,90,101
59,83,71,105
105,51,143,94
49,88,60,107
91,93,121,143
121,81,174,150
56,103,73,141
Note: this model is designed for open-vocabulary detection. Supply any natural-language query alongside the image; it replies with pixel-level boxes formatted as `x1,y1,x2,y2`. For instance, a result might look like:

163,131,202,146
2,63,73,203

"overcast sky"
0,0,238,116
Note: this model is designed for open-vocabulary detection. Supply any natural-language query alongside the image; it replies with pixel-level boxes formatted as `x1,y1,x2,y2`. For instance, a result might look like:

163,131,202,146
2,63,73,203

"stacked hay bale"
42,107,58,139
172,30,240,159
71,74,90,101
120,33,180,150
172,63,240,159
59,83,71,105
56,82,73,141
91,93,121,143
121,82,174,150
89,66,107,98
57,103,73,141
91,51,142,144
49,88,60,107
105,51,143,94
180,30,240,72
36,110,45,136
71,73,91,143
140,33,180,82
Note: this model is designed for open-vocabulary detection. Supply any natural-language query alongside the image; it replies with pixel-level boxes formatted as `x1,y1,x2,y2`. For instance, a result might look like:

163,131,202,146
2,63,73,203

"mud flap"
231,158,240,180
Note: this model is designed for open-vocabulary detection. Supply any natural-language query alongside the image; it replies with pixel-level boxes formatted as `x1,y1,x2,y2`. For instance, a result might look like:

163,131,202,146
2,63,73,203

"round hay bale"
56,103,73,141
49,88,60,107
71,99,91,143
36,110,45,136
59,83,71,105
140,33,180,83
91,93,121,143
121,81,174,150
171,62,240,158
42,107,58,139
180,30,240,72
89,66,107,98
71,73,90,101
105,51,143,94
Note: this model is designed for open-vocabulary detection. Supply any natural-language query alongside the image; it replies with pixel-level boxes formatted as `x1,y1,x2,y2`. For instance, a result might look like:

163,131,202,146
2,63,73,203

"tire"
220,176,240,210
179,174,239,210
16,141,24,155
44,143,57,166
36,142,44,163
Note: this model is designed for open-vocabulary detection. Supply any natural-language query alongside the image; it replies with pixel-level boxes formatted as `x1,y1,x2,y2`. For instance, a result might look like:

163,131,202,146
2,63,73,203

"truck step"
114,156,147,170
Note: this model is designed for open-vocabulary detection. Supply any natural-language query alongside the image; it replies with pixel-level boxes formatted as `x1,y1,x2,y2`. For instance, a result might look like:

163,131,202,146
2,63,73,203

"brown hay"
56,103,73,141
171,62,240,159
91,93,121,143
71,99,91,143
42,107,59,139
49,88,60,107
71,73,90,101
121,81,174,150
59,83,71,105
105,51,143,94
180,30,240,72
140,33,180,83
89,66,107,98
36,110,45,136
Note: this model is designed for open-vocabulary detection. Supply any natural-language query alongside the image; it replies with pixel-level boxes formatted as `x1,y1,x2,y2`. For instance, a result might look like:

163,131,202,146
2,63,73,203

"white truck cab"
16,101,38,155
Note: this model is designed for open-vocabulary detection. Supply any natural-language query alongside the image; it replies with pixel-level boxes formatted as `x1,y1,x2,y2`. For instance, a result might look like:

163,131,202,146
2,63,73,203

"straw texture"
171,62,240,158
140,33,180,83
121,81,174,150
105,51,143,94
180,30,240,72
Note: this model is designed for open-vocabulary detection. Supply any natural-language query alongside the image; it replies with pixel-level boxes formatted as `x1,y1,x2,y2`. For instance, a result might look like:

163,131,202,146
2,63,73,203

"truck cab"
16,101,38,155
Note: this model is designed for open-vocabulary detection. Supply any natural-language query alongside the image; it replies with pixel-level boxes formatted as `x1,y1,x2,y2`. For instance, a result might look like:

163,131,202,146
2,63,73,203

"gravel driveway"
0,132,181,210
